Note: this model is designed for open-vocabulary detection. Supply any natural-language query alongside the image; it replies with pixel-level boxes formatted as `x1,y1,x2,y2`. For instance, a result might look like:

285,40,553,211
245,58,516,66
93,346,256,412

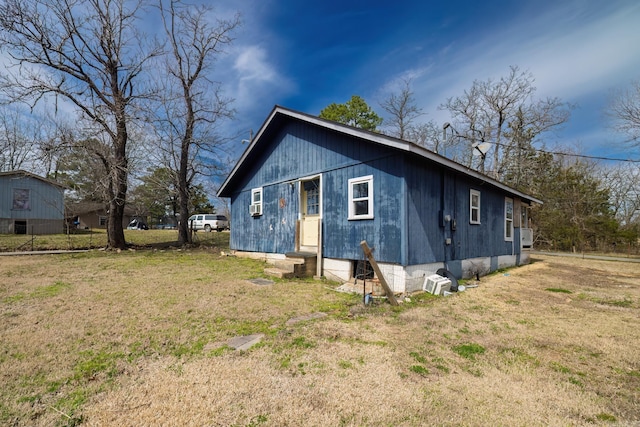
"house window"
303,179,319,215
348,175,373,220
505,197,514,241
99,216,107,226
470,189,481,224
250,187,263,216
12,188,30,210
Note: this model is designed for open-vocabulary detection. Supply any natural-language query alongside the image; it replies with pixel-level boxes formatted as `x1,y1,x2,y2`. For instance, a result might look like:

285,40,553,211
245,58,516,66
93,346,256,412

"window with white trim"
348,175,373,220
470,189,481,224
505,197,514,241
250,187,263,216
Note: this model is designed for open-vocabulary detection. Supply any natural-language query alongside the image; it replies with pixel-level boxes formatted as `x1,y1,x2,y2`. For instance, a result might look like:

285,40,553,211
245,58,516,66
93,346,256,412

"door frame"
298,174,322,251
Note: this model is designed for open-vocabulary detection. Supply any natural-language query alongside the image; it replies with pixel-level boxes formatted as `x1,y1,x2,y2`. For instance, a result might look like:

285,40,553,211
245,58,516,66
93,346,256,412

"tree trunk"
106,109,129,250
177,103,195,245
107,198,126,249
493,112,504,180
177,163,191,245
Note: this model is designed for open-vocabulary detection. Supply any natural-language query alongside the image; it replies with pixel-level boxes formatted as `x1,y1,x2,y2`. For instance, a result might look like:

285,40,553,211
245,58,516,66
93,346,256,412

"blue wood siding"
405,157,445,264
322,154,403,264
232,121,386,191
228,121,405,261
404,157,520,265
226,116,523,267
0,175,64,220
451,180,519,260
230,181,298,253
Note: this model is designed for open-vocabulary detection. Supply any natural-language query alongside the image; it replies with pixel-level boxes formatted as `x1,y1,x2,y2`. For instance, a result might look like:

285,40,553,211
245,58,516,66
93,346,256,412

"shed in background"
0,170,65,235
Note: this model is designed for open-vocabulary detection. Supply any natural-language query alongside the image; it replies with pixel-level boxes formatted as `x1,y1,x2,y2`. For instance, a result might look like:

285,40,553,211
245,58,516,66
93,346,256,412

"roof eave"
218,106,281,197
0,169,68,189
217,106,543,205
406,144,543,205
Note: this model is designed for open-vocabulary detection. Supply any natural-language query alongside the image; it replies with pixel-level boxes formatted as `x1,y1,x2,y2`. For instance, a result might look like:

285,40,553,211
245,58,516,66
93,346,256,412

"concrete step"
266,253,318,279
285,251,317,258
286,253,317,277
273,259,300,273
264,267,294,279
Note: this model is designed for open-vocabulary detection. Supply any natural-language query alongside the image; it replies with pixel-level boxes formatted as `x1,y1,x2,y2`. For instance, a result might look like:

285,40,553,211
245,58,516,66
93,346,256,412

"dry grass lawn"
1,249,638,426
0,229,226,252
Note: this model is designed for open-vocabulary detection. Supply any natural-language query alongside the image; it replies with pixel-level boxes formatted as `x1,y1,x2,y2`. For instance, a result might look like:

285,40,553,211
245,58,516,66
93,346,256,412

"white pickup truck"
187,214,229,232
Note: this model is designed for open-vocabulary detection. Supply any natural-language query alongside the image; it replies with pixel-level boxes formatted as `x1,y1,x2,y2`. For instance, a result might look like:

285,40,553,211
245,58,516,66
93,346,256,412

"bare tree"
440,66,571,181
610,80,640,145
0,105,78,181
598,163,640,227
156,0,239,245
0,0,161,249
380,77,423,140
0,107,35,171
33,114,66,178
440,82,484,169
480,66,536,178
502,98,572,189
380,78,468,159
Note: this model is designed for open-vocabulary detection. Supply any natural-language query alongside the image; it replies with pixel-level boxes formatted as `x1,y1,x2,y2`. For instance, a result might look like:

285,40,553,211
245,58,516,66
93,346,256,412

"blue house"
0,170,66,235
218,106,541,293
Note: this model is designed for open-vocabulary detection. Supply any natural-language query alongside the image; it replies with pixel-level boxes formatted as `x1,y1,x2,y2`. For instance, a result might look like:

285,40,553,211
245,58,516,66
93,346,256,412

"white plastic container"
422,274,452,295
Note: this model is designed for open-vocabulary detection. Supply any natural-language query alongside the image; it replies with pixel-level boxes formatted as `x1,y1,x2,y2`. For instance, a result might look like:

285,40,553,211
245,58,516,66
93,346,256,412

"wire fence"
0,228,230,252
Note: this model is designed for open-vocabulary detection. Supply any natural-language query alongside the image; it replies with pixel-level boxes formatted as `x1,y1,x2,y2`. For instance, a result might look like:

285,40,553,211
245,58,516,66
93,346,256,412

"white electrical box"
422,274,452,295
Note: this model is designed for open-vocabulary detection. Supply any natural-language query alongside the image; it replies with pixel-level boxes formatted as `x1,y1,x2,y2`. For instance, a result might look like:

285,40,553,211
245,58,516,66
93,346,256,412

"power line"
442,123,640,163
489,141,640,163
534,147,639,163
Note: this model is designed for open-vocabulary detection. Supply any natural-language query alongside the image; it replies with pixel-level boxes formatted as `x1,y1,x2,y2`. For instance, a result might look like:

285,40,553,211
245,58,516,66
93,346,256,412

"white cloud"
0,51,81,121
234,45,277,84
407,1,640,144
510,3,640,99
231,44,294,111
416,5,640,109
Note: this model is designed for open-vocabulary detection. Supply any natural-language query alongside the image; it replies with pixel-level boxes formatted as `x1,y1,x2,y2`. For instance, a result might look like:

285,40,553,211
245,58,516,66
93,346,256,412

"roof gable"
0,170,67,189
218,106,542,204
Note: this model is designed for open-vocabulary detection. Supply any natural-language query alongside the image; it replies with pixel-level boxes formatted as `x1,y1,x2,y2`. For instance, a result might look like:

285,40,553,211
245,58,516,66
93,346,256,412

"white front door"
300,178,320,250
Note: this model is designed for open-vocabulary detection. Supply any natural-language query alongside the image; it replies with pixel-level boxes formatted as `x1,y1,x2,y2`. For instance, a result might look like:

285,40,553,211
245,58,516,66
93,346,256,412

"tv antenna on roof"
443,122,492,171
241,129,254,144
472,142,492,157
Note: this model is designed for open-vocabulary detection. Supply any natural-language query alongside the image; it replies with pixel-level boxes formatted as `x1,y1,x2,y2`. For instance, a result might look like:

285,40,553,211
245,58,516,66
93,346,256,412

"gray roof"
0,170,67,189
218,105,543,205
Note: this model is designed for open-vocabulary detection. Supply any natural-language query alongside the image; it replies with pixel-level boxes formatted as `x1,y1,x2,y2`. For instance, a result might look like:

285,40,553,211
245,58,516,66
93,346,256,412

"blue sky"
215,0,640,161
